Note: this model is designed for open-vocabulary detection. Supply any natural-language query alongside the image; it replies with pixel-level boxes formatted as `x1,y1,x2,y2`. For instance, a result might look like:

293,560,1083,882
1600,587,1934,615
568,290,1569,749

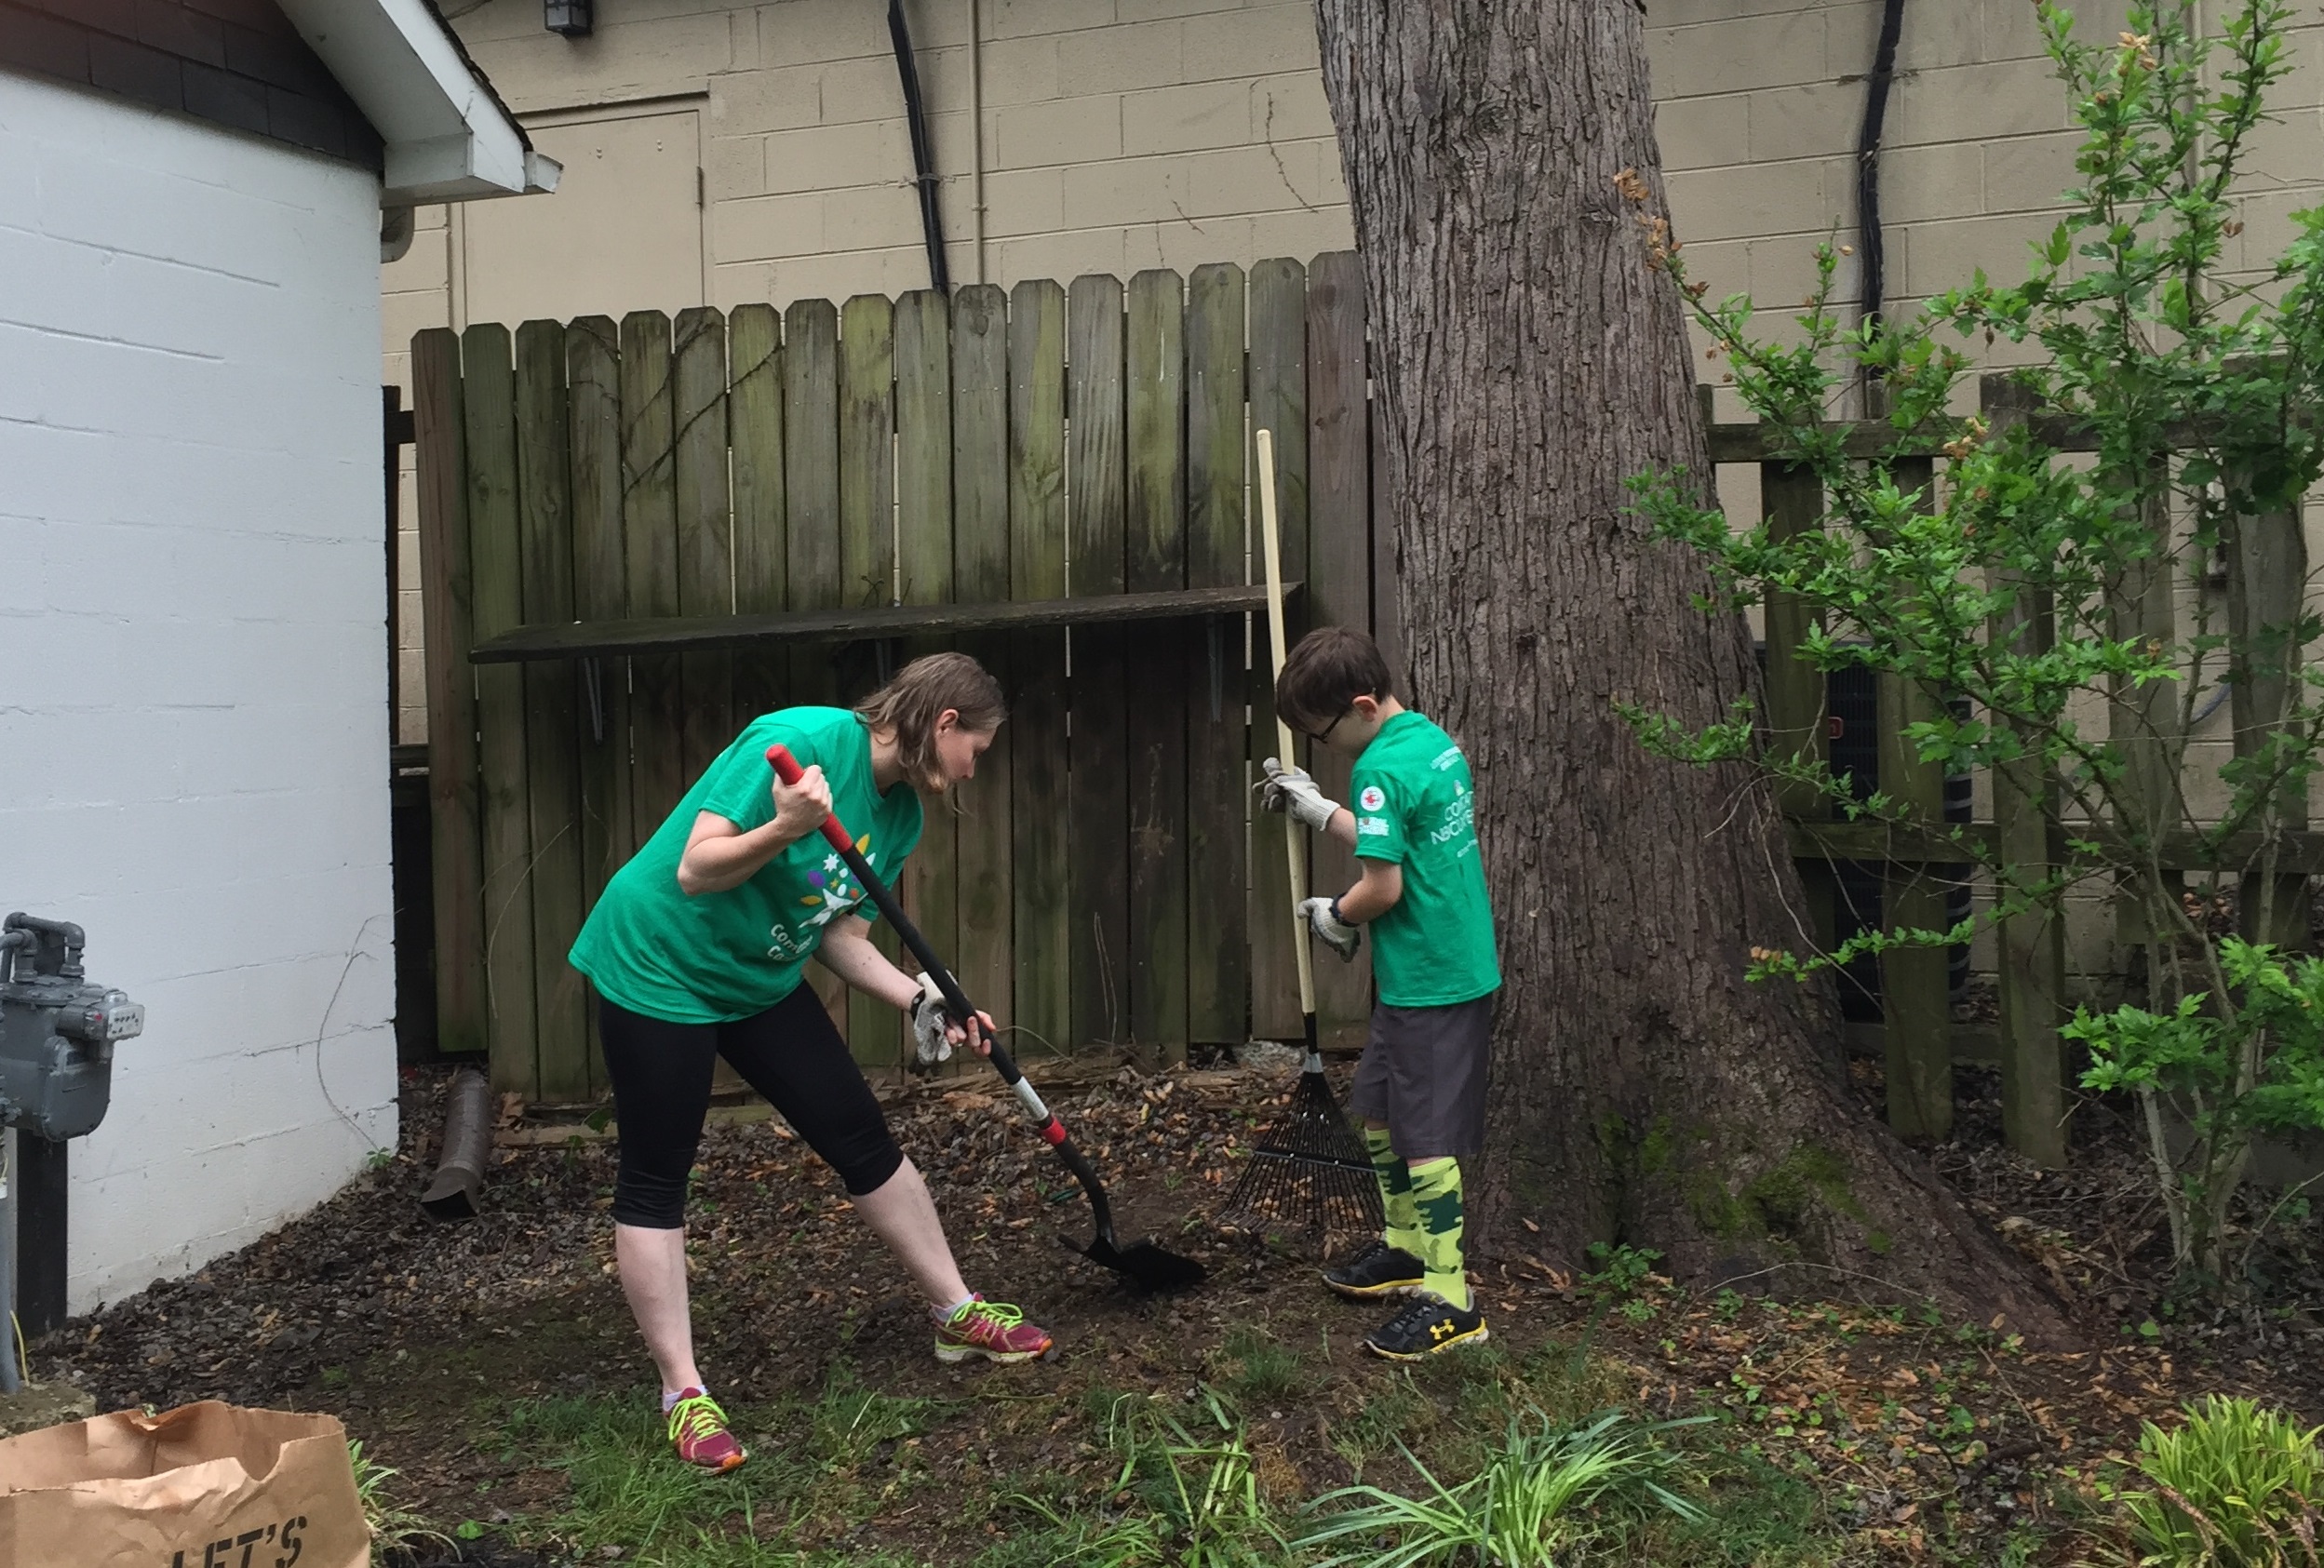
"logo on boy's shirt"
1356,815,1391,837
1428,788,1476,847
1358,784,1387,811
1431,745,1463,771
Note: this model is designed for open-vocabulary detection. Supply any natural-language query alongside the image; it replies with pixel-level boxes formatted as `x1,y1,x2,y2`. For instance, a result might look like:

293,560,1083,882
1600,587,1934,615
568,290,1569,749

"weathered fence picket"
1126,268,1189,1064
415,330,483,1058
418,256,1400,1099
1185,263,1250,1051
514,320,588,1103
1246,257,1309,1043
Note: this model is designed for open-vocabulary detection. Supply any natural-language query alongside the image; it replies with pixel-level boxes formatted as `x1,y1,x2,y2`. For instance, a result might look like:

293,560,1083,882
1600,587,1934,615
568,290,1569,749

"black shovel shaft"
766,745,1120,1248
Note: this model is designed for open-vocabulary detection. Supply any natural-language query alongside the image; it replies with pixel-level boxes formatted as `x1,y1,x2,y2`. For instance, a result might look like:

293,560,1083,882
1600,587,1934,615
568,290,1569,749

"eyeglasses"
1307,708,1350,745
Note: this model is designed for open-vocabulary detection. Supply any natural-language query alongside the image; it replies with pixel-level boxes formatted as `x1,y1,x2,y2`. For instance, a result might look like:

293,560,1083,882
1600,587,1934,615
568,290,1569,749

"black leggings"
598,985,905,1228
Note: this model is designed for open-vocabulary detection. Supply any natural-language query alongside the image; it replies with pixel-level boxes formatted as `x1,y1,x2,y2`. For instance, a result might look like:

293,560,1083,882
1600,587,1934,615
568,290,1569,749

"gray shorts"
1347,994,1495,1161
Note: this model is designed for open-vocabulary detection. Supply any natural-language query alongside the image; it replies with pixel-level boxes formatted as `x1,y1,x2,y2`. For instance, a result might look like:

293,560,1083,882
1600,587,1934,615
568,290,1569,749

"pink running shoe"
665,1388,746,1472
933,1295,1055,1364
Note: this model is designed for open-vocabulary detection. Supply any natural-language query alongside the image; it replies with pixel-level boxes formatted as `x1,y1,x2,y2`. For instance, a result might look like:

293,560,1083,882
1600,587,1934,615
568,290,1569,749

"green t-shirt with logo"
570,707,922,1024
1349,711,1501,1008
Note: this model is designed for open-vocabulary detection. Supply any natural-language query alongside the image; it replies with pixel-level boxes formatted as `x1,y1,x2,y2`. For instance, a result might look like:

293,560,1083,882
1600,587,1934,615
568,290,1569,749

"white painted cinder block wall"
0,69,398,1314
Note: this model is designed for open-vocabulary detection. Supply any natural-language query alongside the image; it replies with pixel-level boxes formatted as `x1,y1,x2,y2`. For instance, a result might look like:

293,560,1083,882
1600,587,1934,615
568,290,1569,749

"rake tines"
1216,1052,1383,1243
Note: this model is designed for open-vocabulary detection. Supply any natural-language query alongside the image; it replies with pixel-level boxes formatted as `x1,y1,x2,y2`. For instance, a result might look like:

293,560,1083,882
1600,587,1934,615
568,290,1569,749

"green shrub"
2116,1395,2324,1566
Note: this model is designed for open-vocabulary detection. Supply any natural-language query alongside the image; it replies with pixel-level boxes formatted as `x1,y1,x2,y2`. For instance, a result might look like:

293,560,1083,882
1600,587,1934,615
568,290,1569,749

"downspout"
889,0,951,292
1856,0,1905,405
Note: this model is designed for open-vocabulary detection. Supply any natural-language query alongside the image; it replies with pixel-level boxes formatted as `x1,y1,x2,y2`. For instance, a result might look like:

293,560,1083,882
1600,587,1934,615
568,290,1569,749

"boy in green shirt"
1257,626,1500,1359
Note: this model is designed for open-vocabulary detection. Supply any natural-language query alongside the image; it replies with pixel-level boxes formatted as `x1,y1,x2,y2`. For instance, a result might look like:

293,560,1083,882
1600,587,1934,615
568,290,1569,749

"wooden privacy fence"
415,254,1393,1101
1719,373,2312,1170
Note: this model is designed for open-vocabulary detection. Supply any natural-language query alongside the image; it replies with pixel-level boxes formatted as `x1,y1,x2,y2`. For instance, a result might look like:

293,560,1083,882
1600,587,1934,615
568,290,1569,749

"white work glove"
1298,896,1361,962
909,972,954,1065
1257,757,1342,834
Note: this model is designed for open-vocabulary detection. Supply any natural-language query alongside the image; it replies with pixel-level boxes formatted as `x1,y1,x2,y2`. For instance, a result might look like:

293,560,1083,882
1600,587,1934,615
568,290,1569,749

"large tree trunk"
1313,2,2070,1339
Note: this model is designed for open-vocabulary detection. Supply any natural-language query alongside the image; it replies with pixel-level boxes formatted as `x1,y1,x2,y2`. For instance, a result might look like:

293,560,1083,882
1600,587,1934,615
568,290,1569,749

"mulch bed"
29,1052,2324,1563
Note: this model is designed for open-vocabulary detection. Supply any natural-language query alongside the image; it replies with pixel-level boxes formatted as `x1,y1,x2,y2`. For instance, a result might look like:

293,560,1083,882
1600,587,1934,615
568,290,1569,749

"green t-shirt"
569,707,923,1024
1349,711,1501,1008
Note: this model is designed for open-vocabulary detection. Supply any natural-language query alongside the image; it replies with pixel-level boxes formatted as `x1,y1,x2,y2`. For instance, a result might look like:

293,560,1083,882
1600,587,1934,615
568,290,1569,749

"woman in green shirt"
570,653,1054,1472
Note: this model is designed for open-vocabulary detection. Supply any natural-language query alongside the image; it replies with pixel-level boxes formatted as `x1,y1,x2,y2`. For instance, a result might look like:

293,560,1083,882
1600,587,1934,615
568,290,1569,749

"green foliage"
1011,1386,1286,1568
2109,1395,2324,1565
2071,937,2324,1279
1628,0,2324,1289
348,1438,450,1567
1579,1243,1663,1300
1296,1408,1706,1568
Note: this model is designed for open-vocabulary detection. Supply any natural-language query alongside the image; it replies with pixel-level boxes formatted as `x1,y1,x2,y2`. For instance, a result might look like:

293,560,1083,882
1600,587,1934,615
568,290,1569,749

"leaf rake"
1216,423,1384,1247
1216,1045,1383,1243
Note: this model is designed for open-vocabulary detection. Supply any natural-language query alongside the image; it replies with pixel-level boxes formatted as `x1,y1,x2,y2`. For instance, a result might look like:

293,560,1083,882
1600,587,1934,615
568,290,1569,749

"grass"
1210,1321,1308,1407
1296,1408,1707,1568
351,1438,451,1567
1001,1386,1288,1568
389,1329,2008,1566
482,1363,948,1564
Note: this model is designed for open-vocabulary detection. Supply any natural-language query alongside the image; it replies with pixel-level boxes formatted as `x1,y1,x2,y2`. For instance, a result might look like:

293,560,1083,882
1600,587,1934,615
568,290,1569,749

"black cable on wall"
1856,0,1906,351
889,0,951,293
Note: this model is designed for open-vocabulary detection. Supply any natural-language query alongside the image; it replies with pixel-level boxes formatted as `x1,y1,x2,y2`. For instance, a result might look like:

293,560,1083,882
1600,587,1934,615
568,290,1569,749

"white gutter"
272,0,561,205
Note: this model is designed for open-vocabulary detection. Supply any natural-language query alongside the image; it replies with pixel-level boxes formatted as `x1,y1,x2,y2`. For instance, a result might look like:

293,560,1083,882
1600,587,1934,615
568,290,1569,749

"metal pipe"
16,1132,65,1339
4,914,85,979
2,1127,19,1395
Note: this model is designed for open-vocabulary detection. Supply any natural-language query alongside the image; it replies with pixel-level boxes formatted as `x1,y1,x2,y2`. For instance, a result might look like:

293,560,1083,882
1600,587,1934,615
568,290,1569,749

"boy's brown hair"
1274,625,1391,736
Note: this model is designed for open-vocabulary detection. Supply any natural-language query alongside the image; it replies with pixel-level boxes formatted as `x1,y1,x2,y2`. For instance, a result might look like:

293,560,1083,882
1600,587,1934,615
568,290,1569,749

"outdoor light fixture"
544,0,591,36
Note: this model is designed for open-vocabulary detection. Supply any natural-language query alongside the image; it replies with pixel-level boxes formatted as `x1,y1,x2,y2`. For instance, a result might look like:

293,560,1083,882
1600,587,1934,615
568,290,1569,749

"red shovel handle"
766,744,854,854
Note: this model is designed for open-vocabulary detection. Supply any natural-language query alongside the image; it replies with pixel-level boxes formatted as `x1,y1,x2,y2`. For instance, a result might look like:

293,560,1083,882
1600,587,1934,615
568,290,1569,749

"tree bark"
1312,1,2071,1340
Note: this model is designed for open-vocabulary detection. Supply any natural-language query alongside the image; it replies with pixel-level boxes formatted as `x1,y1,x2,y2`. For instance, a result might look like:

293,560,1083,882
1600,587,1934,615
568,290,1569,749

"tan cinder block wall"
1655,0,2324,356
384,0,1352,744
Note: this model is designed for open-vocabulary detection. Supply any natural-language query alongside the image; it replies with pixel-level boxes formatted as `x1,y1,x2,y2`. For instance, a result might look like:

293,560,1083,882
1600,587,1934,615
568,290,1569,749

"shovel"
767,744,1206,1293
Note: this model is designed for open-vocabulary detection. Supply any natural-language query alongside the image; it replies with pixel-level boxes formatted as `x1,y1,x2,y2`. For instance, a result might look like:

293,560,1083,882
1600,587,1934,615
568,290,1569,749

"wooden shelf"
467,581,1301,664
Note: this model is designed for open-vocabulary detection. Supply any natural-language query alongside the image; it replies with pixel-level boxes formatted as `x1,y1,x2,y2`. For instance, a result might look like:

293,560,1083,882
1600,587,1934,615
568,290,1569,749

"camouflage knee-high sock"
1406,1158,1471,1310
1364,1126,1423,1256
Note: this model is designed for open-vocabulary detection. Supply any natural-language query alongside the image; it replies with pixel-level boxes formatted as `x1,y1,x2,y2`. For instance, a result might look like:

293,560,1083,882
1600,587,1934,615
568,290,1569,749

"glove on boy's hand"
1256,757,1342,834
910,972,954,1065
1297,896,1361,961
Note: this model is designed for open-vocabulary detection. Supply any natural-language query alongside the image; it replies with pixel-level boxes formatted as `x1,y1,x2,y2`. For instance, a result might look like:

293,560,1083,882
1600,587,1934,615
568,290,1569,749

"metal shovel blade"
1081,1235,1207,1293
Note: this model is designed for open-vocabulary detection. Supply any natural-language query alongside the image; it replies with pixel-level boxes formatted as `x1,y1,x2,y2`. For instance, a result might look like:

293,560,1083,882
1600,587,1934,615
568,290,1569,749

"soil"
28,1054,2324,1564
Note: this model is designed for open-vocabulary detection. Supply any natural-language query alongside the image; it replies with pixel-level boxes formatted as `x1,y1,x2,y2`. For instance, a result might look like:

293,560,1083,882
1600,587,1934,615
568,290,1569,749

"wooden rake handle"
1256,427,1320,1024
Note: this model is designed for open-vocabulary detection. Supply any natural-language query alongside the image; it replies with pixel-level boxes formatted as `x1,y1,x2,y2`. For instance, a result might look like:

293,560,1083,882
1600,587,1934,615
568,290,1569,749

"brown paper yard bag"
0,1400,368,1568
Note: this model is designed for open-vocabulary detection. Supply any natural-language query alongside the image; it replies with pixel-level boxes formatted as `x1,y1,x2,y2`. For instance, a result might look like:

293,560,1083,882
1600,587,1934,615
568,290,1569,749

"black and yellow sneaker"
1322,1240,1427,1300
1363,1296,1489,1360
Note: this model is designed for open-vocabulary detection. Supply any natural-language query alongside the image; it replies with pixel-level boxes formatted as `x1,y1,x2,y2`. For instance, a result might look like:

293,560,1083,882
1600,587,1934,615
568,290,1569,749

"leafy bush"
1626,0,2324,1285
1296,1408,1704,1568
2113,1395,2324,1565
2071,939,2324,1285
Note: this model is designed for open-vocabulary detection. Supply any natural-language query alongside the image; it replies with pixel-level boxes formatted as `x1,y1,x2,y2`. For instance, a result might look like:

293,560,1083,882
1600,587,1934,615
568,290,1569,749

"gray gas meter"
0,912,143,1140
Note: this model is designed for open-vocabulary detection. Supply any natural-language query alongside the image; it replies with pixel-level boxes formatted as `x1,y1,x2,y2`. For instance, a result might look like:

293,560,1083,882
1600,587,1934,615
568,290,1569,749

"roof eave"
272,0,561,204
